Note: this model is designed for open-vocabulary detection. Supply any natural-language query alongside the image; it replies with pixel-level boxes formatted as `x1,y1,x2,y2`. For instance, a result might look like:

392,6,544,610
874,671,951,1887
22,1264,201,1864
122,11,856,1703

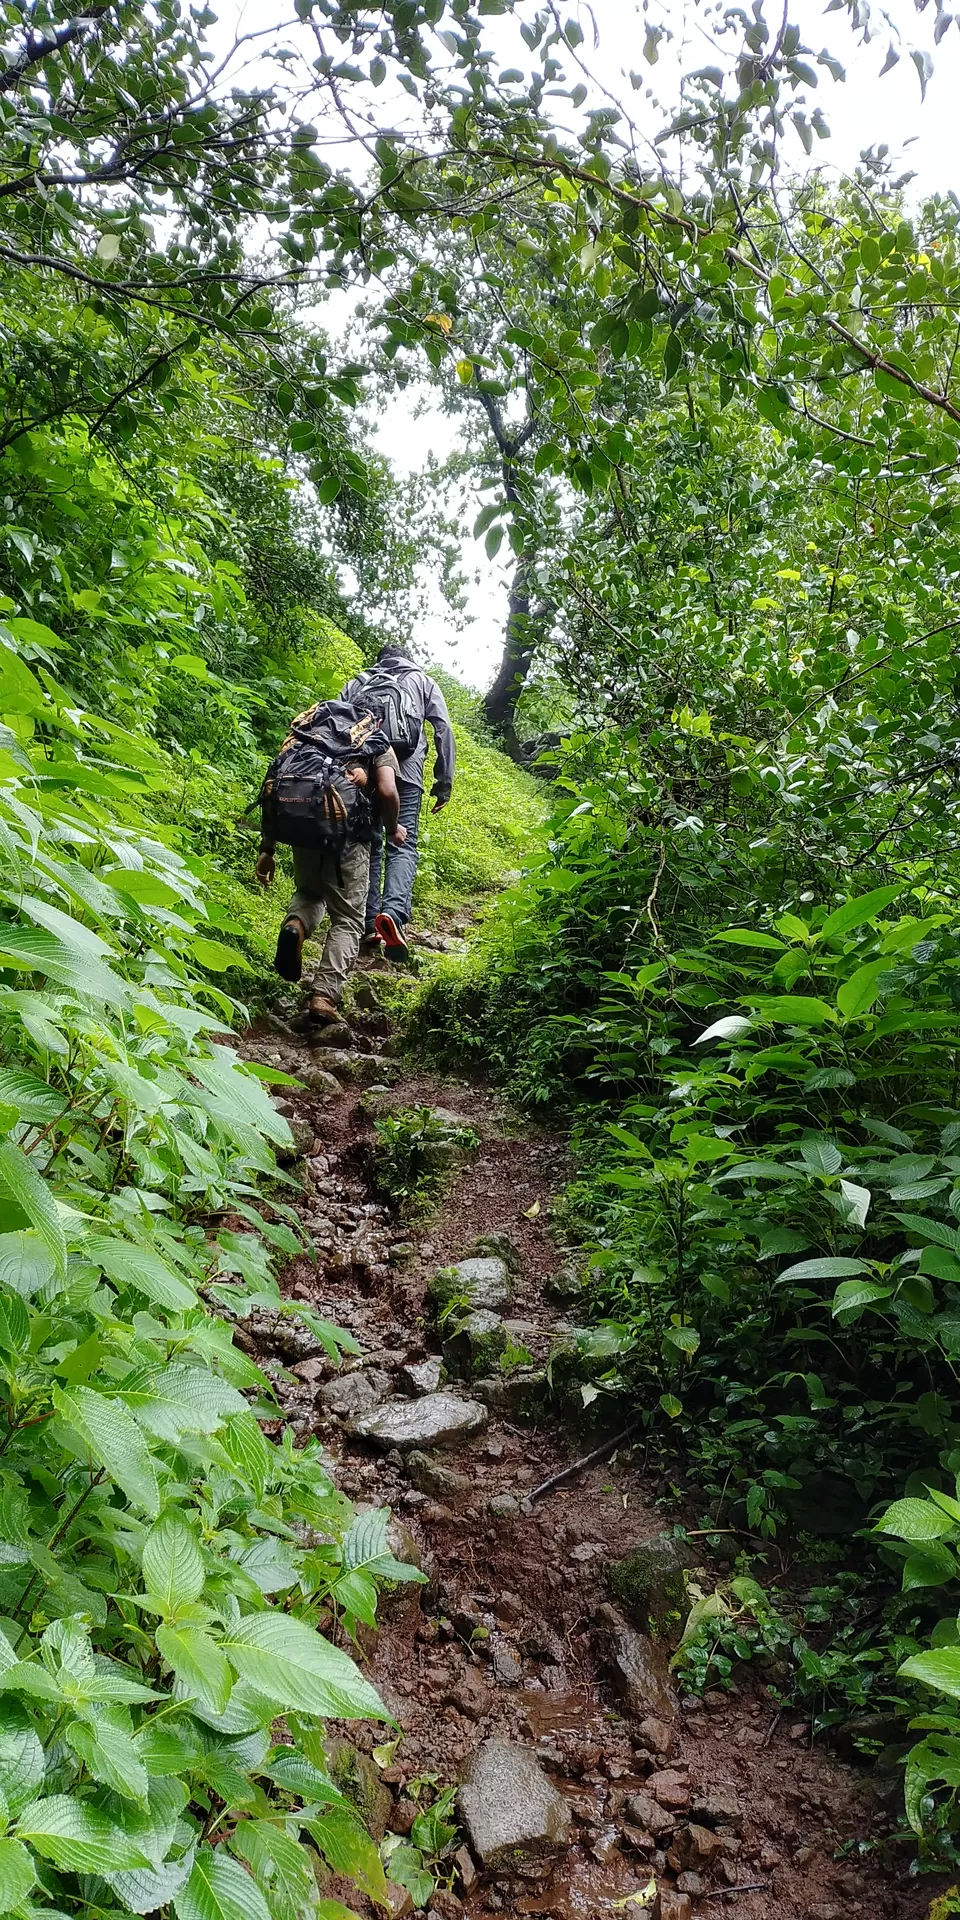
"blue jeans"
366,782,422,931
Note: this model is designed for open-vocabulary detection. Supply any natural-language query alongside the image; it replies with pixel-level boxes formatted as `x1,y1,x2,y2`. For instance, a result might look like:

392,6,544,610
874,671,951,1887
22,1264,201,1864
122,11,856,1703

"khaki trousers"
284,841,370,1004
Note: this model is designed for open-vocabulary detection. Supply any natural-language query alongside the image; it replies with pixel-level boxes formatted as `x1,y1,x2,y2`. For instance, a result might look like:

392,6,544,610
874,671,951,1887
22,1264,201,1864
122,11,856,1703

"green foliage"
381,1783,458,1912
372,1108,479,1219
0,615,425,1917
410,677,546,922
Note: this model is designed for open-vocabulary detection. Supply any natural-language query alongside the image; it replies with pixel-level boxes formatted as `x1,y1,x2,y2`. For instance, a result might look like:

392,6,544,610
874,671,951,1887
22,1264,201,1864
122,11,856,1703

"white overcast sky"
229,0,960,688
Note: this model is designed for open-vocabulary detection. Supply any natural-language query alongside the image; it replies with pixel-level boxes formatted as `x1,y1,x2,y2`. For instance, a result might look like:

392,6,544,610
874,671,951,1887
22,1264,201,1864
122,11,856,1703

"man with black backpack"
340,644,456,962
254,693,408,1025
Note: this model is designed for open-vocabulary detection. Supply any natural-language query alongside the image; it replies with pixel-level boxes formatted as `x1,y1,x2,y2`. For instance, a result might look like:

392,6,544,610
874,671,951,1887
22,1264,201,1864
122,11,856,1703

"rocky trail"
236,950,933,1920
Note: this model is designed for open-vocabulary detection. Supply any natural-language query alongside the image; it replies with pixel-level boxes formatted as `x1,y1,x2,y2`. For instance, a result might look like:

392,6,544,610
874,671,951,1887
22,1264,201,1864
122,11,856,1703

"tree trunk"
482,551,537,753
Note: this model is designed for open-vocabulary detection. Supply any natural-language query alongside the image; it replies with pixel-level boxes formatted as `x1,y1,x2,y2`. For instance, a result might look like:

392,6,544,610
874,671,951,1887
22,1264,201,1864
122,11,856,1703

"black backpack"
351,664,421,759
258,698,390,863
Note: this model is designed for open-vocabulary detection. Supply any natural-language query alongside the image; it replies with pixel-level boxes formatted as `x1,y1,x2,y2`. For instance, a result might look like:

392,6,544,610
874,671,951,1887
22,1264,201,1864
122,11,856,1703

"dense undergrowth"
0,230,540,1920
15,0,960,1891
409,727,960,1869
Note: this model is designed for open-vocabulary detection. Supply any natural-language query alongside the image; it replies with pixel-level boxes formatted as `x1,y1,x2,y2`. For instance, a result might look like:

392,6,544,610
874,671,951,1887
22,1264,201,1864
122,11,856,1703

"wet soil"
239,954,937,1920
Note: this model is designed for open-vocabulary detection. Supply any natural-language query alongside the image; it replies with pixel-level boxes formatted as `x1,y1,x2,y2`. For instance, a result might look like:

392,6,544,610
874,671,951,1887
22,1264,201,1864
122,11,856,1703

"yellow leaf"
426,312,452,333
456,358,474,384
524,1200,541,1219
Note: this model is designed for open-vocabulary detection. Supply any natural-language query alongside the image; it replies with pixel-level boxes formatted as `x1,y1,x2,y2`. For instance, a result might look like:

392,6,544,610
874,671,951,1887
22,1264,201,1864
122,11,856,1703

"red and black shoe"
374,912,409,963
274,917,305,983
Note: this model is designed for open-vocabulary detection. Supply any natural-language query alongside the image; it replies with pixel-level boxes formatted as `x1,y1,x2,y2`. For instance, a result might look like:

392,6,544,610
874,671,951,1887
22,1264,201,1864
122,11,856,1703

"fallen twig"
525,1422,644,1504
760,1708,783,1749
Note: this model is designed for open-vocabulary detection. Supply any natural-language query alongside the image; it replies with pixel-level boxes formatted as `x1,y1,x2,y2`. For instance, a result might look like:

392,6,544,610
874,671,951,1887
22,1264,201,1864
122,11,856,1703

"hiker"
340,645,456,962
255,696,408,1025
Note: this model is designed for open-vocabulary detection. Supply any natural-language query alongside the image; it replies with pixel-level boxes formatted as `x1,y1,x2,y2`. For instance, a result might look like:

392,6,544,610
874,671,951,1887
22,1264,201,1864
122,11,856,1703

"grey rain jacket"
342,650,456,798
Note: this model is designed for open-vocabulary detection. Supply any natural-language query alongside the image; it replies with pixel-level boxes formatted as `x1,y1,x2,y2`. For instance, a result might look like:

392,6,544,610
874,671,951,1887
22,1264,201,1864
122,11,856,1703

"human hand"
390,824,409,846
431,793,450,814
256,851,275,886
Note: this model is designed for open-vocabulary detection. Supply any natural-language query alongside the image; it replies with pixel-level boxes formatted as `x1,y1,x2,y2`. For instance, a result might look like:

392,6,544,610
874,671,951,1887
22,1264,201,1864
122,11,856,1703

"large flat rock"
429,1256,513,1316
347,1391,488,1452
459,1739,571,1868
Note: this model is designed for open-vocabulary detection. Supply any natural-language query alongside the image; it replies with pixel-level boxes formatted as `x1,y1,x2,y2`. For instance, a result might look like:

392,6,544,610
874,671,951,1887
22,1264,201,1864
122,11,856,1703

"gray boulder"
298,1066,342,1100
348,1391,488,1452
308,1020,353,1050
400,1356,444,1396
471,1232,522,1275
473,1368,549,1420
458,1739,571,1868
443,1309,507,1379
319,1050,401,1088
595,1605,677,1723
275,1114,315,1163
607,1532,692,1641
405,1450,473,1497
318,1368,392,1420
429,1257,513,1318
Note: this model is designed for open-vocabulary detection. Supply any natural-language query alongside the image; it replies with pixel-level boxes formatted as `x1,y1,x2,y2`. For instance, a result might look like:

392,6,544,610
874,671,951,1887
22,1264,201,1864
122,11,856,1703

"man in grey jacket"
341,645,456,960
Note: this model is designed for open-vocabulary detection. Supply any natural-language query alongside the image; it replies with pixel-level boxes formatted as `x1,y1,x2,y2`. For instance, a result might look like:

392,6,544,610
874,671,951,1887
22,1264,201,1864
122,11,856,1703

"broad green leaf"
84,1235,196,1311
832,1279,894,1315
0,1711,44,1814
17,1794,153,1871
142,1510,205,1613
0,924,129,1006
900,1647,960,1701
902,1545,958,1590
779,1256,871,1281
712,930,786,950
662,1324,700,1356
895,1213,960,1254
0,1068,65,1123
260,1748,348,1807
750,995,836,1026
0,1232,55,1298
837,960,888,1020
176,1848,272,1920
66,1715,150,1804
820,886,902,939
53,1386,160,1515
222,1613,389,1722
20,895,115,961
221,1412,272,1503
305,1809,390,1904
191,938,250,974
0,1142,65,1273
107,1845,196,1915
230,1821,316,1920
799,1136,842,1176
156,1626,232,1714
0,1837,34,1912
876,1498,957,1542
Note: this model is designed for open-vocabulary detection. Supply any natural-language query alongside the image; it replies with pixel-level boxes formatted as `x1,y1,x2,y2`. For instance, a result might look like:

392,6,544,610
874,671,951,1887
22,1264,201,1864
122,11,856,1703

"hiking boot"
374,912,409,963
307,992,340,1026
359,930,383,956
274,917,305,983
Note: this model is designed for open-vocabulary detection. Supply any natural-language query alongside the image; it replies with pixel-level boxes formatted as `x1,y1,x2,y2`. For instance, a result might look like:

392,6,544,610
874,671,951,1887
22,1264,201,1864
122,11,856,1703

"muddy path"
238,958,932,1920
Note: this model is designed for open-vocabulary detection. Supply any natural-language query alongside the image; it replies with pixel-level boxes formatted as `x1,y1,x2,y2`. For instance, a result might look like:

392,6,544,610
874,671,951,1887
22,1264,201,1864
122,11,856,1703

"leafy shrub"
372,1108,479,1218
0,629,420,1918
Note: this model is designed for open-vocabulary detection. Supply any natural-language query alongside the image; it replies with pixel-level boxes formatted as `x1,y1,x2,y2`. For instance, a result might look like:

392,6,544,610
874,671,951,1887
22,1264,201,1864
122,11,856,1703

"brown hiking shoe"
274,917,305,983
307,992,340,1026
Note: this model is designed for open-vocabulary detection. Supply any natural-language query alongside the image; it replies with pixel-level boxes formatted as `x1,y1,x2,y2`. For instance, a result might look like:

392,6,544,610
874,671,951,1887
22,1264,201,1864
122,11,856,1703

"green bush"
0,631,422,1918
